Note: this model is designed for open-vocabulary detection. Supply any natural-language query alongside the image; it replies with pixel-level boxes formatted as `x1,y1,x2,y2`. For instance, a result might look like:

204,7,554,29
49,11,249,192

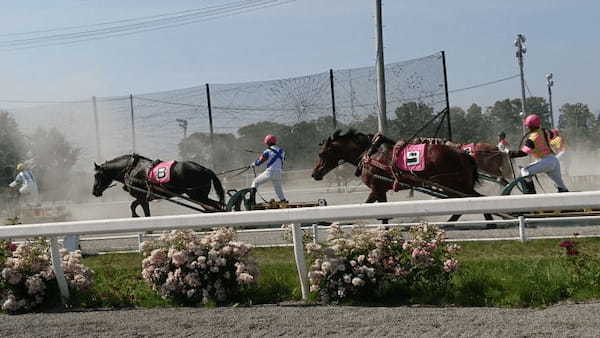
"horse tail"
209,169,225,206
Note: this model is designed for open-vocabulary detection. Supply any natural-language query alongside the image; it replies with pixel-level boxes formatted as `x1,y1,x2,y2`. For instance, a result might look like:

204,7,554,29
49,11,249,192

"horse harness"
120,154,155,200
359,136,473,197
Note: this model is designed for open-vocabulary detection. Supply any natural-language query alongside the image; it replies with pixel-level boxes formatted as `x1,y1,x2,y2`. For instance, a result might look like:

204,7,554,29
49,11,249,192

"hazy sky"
1,0,598,114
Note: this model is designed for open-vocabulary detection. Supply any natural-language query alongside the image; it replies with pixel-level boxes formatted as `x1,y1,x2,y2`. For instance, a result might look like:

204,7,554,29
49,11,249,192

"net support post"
291,223,309,300
312,223,319,244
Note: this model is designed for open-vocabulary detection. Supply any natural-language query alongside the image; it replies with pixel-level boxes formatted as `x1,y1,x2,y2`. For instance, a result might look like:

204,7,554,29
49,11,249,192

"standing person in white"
250,134,287,202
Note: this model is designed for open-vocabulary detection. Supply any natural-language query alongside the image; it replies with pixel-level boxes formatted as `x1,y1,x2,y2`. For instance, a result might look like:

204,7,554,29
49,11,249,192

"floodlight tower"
545,73,555,128
176,119,188,139
515,34,527,132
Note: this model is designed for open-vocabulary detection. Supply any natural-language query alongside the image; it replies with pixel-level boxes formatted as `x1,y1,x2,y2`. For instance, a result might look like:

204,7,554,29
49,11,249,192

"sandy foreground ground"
1,302,600,337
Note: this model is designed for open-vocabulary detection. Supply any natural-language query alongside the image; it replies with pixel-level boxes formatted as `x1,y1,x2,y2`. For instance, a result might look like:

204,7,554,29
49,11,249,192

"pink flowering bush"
0,238,95,314
558,234,600,289
140,229,259,305
0,240,16,267
306,223,460,303
0,240,16,304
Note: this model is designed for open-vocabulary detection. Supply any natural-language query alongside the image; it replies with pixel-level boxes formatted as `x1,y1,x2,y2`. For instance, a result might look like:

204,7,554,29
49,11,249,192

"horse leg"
365,191,378,203
140,200,153,236
468,190,497,227
141,201,151,217
196,192,224,212
448,214,462,222
372,191,390,225
484,213,497,229
130,200,140,218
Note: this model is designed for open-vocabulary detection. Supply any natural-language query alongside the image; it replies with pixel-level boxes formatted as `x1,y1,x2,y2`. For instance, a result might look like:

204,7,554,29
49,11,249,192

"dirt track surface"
2,302,600,337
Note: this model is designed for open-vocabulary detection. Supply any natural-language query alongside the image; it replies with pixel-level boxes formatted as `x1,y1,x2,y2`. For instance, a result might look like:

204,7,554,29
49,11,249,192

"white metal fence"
2,191,600,302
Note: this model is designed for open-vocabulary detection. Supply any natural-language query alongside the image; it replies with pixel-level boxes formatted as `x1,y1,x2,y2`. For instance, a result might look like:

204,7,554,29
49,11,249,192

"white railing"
2,191,600,302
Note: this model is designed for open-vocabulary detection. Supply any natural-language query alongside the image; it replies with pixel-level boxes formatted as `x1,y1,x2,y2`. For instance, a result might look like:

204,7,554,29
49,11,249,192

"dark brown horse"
93,154,225,217
311,130,492,221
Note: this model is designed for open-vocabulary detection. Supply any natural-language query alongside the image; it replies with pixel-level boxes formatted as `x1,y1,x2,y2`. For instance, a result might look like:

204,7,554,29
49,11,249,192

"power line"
0,0,297,51
135,96,202,108
0,4,246,37
0,0,270,46
524,80,534,97
448,74,520,94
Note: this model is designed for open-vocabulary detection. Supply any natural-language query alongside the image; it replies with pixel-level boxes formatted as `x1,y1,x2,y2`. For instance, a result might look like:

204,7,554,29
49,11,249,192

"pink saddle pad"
395,144,427,172
148,161,176,184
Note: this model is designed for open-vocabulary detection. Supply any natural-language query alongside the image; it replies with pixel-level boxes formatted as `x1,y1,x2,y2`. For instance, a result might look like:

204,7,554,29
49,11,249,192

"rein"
216,165,251,177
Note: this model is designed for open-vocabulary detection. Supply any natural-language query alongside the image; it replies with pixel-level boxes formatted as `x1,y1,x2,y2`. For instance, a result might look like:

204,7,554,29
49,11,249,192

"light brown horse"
418,138,513,184
312,130,493,221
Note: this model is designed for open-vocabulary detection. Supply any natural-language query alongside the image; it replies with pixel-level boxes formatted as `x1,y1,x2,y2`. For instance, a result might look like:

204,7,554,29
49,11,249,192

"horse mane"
330,129,373,147
101,153,152,170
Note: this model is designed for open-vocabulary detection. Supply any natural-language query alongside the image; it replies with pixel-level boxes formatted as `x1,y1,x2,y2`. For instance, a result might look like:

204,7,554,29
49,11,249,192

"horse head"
312,129,368,181
93,162,114,197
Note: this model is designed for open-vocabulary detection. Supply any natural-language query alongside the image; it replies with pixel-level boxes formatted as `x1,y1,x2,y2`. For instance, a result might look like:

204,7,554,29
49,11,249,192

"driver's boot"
557,187,569,193
249,187,257,207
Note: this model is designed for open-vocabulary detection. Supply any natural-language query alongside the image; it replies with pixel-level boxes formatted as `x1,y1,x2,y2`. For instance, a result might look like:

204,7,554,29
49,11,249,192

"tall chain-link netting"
7,52,447,171
334,52,446,125
210,71,332,131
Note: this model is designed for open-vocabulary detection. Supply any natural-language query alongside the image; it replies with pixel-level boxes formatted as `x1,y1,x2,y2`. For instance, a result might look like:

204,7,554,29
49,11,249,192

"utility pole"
515,34,527,133
546,73,554,128
349,69,356,117
92,96,102,162
176,119,188,139
374,0,387,134
129,94,136,153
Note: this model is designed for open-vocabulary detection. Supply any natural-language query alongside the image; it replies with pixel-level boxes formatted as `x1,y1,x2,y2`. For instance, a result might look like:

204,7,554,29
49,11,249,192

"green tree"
448,107,469,142
465,103,494,143
487,97,551,148
0,111,26,189
558,103,596,147
524,97,552,128
178,132,241,171
237,121,293,166
390,101,437,139
487,98,522,141
348,115,379,135
28,127,80,198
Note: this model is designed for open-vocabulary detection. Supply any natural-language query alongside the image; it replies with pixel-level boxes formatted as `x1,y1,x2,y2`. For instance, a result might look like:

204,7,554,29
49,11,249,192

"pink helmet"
264,134,277,145
524,114,541,129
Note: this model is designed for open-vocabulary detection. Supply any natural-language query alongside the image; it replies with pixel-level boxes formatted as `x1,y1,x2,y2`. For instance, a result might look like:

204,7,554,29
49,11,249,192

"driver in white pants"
511,114,568,193
251,134,287,202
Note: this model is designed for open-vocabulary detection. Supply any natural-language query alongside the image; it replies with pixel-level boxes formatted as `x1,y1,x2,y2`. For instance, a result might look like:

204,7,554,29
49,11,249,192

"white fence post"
49,237,70,304
518,216,528,243
291,223,309,300
63,234,79,252
312,223,319,244
137,233,144,252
